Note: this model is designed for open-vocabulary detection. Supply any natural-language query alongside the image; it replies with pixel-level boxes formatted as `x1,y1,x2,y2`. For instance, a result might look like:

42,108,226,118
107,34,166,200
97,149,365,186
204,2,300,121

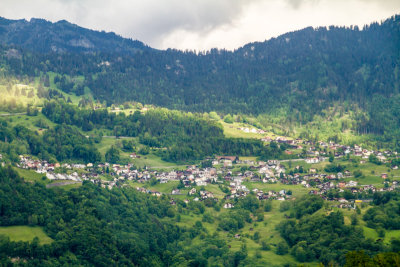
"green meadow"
0,226,53,244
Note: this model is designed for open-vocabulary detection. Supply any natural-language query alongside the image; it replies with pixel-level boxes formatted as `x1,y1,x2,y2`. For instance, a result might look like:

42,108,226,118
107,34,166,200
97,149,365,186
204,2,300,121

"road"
0,112,27,116
46,181,81,188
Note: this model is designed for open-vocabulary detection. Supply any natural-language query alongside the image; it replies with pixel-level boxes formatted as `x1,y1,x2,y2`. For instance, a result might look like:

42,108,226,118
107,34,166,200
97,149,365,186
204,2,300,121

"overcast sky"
1,0,399,51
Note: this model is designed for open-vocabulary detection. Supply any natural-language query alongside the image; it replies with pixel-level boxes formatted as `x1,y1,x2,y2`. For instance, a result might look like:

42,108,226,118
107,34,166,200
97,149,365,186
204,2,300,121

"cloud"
0,0,399,50
286,0,321,9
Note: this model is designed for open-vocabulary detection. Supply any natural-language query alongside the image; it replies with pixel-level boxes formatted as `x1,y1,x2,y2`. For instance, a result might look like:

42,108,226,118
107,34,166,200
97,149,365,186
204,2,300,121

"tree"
351,213,358,225
201,160,212,168
276,241,289,255
264,201,272,212
105,146,120,163
354,170,363,178
223,114,234,123
369,154,381,165
344,251,373,267
279,201,291,212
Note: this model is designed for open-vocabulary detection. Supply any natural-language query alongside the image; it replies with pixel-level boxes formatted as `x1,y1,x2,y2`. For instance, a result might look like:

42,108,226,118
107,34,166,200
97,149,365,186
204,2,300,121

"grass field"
15,168,82,189
221,121,275,140
0,226,53,244
132,153,187,170
95,137,186,169
4,113,56,133
170,201,318,266
243,182,313,198
15,168,49,185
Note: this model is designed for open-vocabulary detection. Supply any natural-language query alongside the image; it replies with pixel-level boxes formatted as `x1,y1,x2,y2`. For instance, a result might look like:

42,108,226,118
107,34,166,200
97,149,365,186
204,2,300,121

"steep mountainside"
0,15,399,139
0,17,150,54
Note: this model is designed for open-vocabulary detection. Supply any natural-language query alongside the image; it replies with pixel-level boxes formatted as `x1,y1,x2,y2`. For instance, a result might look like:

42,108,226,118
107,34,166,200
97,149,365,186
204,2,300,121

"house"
160,177,169,183
171,189,181,195
223,203,234,209
306,158,319,164
216,156,238,162
223,160,233,167
381,173,388,179
377,155,387,162
261,137,272,142
130,153,140,158
189,188,197,195
347,181,358,187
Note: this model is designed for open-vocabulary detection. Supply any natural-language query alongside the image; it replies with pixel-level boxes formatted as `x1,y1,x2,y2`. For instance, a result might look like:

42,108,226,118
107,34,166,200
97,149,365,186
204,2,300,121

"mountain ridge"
0,14,399,145
0,16,151,54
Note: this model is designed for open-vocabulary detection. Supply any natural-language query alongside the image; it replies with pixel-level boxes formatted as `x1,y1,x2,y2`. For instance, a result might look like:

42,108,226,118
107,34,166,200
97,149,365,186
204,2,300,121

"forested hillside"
0,15,399,143
0,17,149,54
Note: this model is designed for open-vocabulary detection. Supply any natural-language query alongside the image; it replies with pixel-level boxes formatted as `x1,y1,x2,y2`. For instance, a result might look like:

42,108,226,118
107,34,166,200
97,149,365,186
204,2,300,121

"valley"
0,13,399,266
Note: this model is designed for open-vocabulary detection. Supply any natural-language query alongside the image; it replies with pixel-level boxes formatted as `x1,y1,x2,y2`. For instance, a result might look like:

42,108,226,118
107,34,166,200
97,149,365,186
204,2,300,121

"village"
11,137,400,210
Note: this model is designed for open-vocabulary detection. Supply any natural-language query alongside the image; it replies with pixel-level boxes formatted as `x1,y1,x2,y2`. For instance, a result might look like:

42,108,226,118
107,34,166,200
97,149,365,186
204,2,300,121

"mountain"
0,17,150,54
0,15,400,141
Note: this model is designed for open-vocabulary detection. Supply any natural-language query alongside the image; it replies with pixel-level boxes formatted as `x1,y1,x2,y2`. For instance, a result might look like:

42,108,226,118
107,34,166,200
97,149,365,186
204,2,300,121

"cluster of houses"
258,137,398,167
239,127,266,134
13,140,400,208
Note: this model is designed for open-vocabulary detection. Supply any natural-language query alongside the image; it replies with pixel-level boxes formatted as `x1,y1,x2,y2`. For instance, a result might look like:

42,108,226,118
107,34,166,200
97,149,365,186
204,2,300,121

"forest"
0,100,291,164
1,165,400,266
1,13,400,266
0,15,399,144
40,100,290,162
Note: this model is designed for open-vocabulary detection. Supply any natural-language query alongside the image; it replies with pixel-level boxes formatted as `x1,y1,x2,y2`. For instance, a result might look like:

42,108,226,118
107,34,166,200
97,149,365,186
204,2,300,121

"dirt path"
46,181,81,188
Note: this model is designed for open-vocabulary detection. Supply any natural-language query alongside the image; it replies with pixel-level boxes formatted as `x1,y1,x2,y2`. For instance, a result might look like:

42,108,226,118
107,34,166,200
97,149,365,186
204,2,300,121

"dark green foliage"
121,139,135,152
279,201,291,212
0,17,149,54
369,154,382,165
264,200,272,212
236,195,260,213
0,165,253,266
1,15,400,148
223,114,234,124
0,120,100,163
42,125,101,163
261,240,270,251
345,251,400,267
276,241,289,255
105,145,120,163
353,169,363,178
0,165,179,265
278,211,384,265
219,209,251,232
293,195,324,219
324,163,345,173
201,159,212,168
41,101,287,162
363,199,400,230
